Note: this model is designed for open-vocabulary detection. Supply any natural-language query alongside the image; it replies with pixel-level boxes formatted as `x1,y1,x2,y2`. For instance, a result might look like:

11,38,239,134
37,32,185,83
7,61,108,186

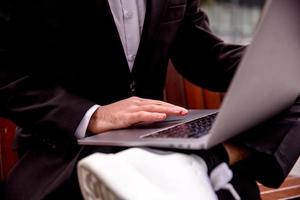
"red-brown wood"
259,176,300,200
0,118,18,181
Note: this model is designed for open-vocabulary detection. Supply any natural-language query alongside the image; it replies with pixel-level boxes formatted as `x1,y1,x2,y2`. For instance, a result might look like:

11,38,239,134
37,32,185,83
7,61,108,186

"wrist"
87,106,109,134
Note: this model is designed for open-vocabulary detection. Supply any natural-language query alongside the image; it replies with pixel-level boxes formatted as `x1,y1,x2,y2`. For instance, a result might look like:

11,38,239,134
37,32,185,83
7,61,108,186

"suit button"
130,81,136,96
127,54,136,62
124,10,133,19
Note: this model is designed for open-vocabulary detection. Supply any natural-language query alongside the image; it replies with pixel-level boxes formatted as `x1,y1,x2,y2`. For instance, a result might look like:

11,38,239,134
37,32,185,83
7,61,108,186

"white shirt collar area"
107,0,146,71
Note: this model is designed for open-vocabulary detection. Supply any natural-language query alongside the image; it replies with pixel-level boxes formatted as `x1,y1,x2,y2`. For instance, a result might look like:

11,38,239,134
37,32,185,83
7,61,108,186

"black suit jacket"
0,0,299,199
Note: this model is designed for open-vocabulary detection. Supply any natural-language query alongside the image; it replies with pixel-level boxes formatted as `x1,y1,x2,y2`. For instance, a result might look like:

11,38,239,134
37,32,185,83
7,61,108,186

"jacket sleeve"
170,0,246,92
0,2,95,143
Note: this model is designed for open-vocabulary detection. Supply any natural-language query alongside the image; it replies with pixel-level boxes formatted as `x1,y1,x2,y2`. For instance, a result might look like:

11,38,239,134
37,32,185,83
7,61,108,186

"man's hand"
87,96,188,134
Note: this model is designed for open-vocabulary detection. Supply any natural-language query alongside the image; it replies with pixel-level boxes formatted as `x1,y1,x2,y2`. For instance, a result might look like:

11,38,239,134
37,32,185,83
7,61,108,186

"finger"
137,104,187,116
129,111,167,124
138,99,188,114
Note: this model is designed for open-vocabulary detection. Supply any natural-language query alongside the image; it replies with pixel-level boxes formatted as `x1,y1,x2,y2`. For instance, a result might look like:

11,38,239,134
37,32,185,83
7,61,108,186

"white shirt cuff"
75,104,100,139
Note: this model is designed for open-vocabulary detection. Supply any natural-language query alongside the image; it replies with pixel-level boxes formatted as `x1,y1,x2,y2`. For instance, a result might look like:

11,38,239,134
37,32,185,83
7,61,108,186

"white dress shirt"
108,0,146,71
75,0,147,138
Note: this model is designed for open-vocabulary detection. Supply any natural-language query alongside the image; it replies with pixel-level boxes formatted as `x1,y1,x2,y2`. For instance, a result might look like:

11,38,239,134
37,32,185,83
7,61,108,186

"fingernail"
172,108,188,114
159,113,167,119
180,109,188,115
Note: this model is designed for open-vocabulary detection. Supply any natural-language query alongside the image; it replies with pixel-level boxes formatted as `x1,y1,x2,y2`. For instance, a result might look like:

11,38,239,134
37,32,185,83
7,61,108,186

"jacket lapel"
96,0,131,74
146,0,170,40
132,0,169,74
96,0,169,75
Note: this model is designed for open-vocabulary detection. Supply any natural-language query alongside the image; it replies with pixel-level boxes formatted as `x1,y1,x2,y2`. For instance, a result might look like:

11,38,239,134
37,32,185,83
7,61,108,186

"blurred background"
201,0,265,44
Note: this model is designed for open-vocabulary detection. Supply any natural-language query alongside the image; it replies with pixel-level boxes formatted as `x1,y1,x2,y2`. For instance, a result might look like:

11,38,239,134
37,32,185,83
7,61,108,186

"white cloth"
210,163,241,200
78,148,219,200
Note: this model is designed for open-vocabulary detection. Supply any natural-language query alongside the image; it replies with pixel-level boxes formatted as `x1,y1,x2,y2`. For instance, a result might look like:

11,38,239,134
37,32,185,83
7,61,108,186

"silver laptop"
78,0,300,150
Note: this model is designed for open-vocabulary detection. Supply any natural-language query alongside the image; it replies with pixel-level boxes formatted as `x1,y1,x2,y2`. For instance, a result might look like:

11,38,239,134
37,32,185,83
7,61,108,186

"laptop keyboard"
144,113,217,139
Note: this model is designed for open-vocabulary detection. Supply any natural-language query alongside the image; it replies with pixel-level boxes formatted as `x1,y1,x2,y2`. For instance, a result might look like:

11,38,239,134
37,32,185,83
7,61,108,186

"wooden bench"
259,176,300,200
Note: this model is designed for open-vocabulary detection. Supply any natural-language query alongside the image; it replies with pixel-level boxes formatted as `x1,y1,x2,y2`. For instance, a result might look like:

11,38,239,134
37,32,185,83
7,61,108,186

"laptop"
78,0,300,150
